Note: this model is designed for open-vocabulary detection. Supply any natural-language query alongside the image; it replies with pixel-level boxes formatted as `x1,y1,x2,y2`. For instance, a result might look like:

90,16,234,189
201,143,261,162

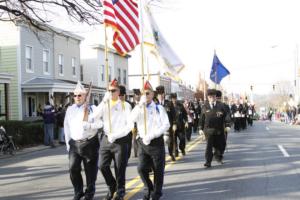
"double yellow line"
124,135,205,200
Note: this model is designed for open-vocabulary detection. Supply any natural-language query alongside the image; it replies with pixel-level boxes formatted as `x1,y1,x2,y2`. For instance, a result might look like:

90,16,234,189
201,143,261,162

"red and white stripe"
103,0,140,55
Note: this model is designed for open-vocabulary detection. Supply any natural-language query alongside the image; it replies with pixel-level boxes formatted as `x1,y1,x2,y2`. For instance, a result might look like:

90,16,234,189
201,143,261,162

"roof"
21,77,105,93
91,44,131,58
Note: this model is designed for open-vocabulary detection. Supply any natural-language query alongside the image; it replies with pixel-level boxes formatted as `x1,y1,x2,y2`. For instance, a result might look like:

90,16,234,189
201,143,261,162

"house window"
72,57,76,76
123,69,127,85
101,65,105,81
117,68,121,83
109,66,112,82
58,54,64,75
80,65,83,81
43,50,49,74
25,46,33,71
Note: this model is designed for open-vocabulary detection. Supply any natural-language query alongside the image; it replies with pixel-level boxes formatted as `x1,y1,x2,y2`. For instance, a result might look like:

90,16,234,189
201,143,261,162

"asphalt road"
1,121,300,200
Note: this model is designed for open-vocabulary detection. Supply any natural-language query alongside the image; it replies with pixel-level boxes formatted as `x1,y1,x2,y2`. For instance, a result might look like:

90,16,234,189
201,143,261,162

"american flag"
103,0,140,55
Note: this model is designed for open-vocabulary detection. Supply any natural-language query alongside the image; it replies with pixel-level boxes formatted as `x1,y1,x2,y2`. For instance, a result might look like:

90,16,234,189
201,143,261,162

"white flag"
145,6,185,81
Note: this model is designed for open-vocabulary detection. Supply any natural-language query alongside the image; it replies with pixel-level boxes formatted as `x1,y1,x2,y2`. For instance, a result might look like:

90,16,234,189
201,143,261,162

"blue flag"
210,54,230,84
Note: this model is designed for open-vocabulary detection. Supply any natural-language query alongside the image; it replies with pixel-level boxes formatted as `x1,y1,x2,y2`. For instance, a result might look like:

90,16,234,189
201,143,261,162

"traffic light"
250,85,253,91
272,84,275,91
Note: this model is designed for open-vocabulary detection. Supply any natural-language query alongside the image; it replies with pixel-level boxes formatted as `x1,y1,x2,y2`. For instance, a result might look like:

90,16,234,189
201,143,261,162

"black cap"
156,85,165,94
207,89,217,96
170,93,177,99
133,89,141,95
216,90,222,98
119,85,126,96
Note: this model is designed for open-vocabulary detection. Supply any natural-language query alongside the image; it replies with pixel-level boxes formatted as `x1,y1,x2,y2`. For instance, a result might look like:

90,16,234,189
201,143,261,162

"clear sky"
51,0,300,95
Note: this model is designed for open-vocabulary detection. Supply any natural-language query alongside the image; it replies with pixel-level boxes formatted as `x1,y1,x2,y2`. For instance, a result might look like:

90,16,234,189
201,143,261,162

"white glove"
199,130,204,136
142,135,151,145
172,124,177,132
107,134,117,143
225,127,231,132
103,91,111,103
83,121,91,130
139,95,147,107
163,134,170,143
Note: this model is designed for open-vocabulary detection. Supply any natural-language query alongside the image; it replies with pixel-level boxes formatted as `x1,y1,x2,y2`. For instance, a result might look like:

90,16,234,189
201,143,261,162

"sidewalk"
0,140,65,159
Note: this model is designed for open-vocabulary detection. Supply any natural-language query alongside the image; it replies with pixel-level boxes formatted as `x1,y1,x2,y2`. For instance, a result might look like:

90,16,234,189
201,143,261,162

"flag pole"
214,49,217,89
203,71,206,101
104,25,112,134
139,0,147,135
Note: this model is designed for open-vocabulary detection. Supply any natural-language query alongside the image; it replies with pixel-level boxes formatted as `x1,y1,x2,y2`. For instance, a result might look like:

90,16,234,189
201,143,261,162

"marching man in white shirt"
93,78,132,200
64,81,102,200
129,81,170,200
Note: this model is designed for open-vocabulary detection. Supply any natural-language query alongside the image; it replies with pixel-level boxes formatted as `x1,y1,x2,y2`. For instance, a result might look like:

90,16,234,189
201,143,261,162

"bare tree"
0,0,103,31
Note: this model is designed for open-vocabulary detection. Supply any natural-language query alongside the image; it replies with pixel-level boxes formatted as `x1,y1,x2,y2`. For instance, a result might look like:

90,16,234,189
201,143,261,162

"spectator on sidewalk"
56,106,66,144
42,101,55,148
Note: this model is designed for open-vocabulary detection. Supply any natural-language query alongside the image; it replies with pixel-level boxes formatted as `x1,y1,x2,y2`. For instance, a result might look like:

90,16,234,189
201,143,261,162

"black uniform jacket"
200,101,231,135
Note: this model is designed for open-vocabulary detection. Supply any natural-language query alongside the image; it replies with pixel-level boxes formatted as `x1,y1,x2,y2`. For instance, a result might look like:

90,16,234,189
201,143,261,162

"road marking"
278,145,290,157
124,135,204,200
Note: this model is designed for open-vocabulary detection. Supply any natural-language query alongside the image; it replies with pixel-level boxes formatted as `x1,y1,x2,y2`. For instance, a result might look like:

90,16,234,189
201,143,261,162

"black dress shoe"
102,188,116,200
204,163,211,168
73,192,84,200
83,194,94,200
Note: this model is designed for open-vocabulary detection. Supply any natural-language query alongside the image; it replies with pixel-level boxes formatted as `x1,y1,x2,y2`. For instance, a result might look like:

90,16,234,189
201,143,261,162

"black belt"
74,134,98,143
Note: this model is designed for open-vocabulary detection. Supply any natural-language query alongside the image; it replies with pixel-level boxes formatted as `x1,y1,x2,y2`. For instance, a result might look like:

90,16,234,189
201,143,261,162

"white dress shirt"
92,99,133,141
64,104,102,151
130,101,170,145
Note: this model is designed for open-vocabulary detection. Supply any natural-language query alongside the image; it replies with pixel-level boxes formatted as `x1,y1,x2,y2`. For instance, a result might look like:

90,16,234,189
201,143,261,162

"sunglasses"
74,94,82,97
109,89,117,93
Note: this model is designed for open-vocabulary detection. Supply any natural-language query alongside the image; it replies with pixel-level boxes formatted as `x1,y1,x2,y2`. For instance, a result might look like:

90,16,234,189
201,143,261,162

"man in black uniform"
215,90,231,161
170,93,187,157
156,85,176,161
199,89,231,168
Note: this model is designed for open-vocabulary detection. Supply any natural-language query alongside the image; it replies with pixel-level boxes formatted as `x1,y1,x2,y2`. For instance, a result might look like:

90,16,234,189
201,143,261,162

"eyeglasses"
74,94,82,98
109,89,117,93
146,92,150,95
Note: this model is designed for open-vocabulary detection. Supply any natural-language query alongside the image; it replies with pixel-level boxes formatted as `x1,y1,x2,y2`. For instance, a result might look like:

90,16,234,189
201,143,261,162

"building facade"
0,21,86,120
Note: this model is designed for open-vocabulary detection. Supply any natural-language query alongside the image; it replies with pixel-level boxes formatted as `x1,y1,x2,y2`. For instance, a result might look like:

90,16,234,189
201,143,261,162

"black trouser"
205,134,223,164
234,118,241,131
186,122,193,141
167,129,175,157
127,132,133,160
193,117,199,133
99,135,128,197
69,135,100,198
137,137,165,199
175,128,186,154
218,133,227,156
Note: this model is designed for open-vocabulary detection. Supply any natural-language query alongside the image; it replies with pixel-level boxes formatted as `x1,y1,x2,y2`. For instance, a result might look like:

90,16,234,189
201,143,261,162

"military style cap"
110,78,119,88
144,81,153,91
170,93,177,99
216,90,222,98
73,80,87,94
133,89,141,95
156,85,165,94
207,89,217,96
119,85,126,96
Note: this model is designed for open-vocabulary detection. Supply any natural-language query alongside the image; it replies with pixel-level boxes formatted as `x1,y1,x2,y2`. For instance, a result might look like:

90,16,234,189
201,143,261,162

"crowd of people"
40,79,256,200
